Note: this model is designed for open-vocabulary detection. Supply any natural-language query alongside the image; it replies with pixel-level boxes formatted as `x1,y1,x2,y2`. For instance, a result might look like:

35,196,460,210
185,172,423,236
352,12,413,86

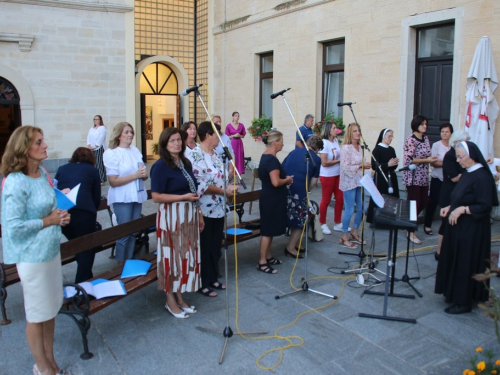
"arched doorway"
0,77,22,157
139,62,179,161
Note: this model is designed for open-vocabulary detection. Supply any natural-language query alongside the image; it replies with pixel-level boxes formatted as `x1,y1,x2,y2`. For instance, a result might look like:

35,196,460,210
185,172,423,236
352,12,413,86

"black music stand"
359,226,417,323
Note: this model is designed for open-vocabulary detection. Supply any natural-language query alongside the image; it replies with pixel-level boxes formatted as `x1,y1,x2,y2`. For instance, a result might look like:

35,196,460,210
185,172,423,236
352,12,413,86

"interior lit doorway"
0,77,22,158
139,62,179,161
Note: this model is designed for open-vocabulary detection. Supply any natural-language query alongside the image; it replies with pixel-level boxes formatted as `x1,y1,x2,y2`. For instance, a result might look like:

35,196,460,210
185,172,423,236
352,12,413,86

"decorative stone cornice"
1,0,133,13
0,32,35,51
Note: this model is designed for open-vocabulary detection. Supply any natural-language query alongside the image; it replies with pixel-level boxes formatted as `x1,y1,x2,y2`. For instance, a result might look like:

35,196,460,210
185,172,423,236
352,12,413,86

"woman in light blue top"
1,126,71,375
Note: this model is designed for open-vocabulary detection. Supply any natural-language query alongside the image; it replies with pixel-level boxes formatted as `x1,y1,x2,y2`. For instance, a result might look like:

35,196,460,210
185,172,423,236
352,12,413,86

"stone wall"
211,0,500,162
0,0,133,159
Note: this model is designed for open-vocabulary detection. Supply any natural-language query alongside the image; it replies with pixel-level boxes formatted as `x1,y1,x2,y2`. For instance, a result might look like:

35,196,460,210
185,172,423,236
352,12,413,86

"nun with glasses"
435,141,499,315
366,128,399,223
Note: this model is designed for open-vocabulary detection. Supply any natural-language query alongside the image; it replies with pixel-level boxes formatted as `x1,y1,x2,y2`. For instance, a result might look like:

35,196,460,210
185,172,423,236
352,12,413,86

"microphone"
182,84,203,96
387,172,394,194
270,88,291,99
397,164,417,172
337,102,356,107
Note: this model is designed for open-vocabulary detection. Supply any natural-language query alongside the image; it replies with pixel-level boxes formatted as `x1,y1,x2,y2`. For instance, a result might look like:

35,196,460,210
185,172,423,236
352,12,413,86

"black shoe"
284,248,304,259
444,304,471,315
434,252,439,261
424,227,433,235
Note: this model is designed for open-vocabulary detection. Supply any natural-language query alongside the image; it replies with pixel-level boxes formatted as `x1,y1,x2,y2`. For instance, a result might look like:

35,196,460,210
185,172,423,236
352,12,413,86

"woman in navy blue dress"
55,147,101,283
257,130,293,274
151,128,203,319
283,136,322,258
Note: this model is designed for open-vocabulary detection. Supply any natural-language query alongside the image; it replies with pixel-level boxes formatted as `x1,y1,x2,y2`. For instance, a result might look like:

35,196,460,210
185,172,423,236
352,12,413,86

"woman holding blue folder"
1,126,70,375
151,128,203,318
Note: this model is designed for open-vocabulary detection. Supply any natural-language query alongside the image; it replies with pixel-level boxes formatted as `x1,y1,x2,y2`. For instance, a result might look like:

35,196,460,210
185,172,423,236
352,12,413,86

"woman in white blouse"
187,121,237,297
87,115,107,184
103,122,148,264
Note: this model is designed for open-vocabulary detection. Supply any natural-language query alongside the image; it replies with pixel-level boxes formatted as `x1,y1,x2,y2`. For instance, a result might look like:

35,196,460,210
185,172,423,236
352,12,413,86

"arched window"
140,63,178,94
0,77,22,157
0,77,20,103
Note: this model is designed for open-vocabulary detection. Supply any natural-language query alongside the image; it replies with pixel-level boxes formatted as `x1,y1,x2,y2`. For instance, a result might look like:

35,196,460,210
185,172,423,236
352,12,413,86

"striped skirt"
93,146,107,183
157,202,200,294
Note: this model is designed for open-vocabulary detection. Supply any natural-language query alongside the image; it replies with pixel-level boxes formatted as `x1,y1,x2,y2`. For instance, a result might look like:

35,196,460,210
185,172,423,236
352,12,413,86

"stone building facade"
0,0,135,162
210,0,500,161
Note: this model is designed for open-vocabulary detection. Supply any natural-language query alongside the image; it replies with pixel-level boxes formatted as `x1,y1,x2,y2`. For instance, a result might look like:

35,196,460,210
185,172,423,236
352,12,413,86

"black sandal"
197,287,217,297
257,262,277,274
266,257,282,265
424,227,433,235
211,282,226,290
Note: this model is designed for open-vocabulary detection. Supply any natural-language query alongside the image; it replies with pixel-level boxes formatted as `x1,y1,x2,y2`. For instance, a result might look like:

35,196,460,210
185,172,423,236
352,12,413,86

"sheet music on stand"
360,173,384,208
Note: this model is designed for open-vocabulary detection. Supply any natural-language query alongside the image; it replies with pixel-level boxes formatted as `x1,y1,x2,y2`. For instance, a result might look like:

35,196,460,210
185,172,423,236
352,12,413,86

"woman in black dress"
257,130,293,274
435,141,498,314
435,130,469,259
366,128,399,223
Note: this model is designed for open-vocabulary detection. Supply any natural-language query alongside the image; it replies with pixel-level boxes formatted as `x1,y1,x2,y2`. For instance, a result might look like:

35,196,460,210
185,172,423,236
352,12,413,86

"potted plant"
312,110,345,141
151,142,159,155
248,115,273,142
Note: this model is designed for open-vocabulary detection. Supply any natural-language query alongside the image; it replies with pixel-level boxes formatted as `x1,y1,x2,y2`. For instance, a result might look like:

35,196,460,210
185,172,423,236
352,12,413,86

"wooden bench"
1,189,262,359
0,197,115,325
58,213,156,359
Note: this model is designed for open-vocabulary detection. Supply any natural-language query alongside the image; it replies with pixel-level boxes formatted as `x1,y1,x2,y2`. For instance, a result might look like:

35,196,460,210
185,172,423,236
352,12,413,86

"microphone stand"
189,88,265,364
274,93,336,301
275,151,337,300
276,93,316,167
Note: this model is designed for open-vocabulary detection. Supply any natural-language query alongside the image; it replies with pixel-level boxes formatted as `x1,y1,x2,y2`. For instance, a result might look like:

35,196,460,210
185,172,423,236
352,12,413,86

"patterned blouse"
340,144,363,191
187,147,228,218
402,134,431,187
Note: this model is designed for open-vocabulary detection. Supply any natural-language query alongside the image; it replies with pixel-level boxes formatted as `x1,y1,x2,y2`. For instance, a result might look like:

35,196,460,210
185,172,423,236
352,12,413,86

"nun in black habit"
366,128,400,223
435,141,499,314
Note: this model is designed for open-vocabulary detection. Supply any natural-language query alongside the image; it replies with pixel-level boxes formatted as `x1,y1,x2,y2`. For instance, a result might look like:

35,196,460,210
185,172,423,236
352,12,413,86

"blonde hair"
343,122,360,145
108,122,134,149
0,126,44,177
262,130,283,146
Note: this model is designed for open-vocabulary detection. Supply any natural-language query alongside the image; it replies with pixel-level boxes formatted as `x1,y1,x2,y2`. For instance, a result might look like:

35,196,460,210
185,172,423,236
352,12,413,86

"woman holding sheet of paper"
103,122,148,264
55,147,101,283
1,126,70,375
151,127,203,319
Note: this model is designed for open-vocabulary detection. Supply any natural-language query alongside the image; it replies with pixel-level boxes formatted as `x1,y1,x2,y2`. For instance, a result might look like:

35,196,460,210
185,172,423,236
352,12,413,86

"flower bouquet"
248,115,273,142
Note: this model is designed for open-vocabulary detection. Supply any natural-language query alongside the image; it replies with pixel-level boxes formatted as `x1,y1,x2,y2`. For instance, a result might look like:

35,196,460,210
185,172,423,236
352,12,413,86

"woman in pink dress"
225,111,246,174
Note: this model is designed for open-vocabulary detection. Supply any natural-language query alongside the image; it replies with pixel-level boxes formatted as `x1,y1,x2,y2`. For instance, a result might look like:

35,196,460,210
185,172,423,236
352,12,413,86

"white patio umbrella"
465,36,499,159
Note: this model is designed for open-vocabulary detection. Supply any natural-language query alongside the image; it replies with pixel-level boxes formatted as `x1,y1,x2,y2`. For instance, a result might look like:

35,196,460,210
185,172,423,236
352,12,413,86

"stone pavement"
1,166,499,374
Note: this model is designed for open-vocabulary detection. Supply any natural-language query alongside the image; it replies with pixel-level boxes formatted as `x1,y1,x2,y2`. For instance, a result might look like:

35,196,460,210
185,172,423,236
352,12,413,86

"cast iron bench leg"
58,284,93,360
0,264,11,325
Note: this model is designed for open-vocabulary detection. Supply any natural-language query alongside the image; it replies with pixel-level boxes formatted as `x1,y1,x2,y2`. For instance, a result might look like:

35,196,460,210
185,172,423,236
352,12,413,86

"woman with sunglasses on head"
318,121,345,234
402,115,438,244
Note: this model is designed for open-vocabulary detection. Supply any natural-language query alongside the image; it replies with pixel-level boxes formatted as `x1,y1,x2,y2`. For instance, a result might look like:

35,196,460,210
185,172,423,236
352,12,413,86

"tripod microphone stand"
275,151,336,300
272,90,335,300
187,86,266,364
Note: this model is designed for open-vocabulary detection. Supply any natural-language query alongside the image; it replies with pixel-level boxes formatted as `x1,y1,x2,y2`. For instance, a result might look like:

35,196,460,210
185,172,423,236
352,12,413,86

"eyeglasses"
456,154,466,160
168,138,183,144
